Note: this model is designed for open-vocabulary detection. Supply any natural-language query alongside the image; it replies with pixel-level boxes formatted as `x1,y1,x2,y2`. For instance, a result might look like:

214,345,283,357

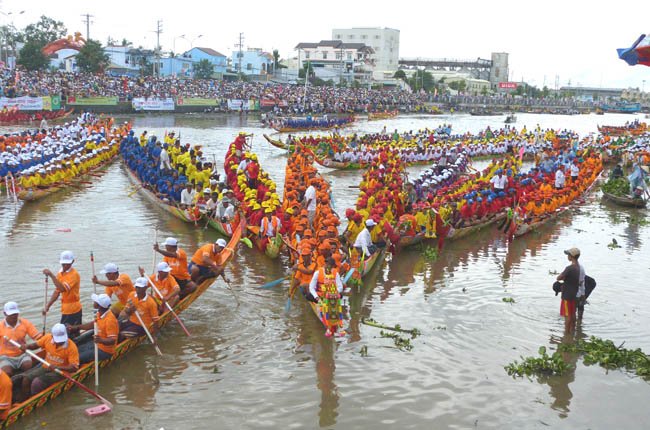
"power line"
81,14,94,40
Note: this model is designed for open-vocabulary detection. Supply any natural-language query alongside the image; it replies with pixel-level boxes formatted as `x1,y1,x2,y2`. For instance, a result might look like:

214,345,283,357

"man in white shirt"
570,161,580,182
353,219,377,257
490,170,507,191
303,179,318,228
180,183,195,208
160,144,172,171
216,197,235,222
555,166,565,189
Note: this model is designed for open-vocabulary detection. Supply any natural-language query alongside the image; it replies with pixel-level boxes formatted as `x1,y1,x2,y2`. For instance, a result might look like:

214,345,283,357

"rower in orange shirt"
92,262,134,316
154,237,198,299
290,247,317,302
67,293,119,364
0,302,42,377
18,323,79,399
119,277,160,340
139,262,181,314
43,251,82,326
0,368,10,420
189,238,230,284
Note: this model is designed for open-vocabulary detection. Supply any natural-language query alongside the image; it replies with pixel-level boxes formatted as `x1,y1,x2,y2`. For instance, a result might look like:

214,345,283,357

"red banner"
498,82,518,89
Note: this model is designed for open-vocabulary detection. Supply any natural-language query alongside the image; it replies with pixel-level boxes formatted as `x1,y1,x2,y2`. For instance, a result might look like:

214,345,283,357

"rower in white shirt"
353,219,377,257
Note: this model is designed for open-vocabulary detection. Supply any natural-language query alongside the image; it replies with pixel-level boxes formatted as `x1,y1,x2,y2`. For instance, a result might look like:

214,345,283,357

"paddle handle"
94,322,99,386
147,279,191,337
90,251,97,295
4,336,112,407
151,229,158,273
133,310,162,356
42,276,48,335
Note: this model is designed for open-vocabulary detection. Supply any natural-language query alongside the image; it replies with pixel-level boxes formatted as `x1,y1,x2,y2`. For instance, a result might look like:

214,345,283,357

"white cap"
91,293,112,309
203,188,212,194
51,323,68,343
365,219,377,227
59,250,75,264
3,301,19,315
156,262,172,273
215,238,227,247
134,277,149,288
100,263,119,274
163,237,178,247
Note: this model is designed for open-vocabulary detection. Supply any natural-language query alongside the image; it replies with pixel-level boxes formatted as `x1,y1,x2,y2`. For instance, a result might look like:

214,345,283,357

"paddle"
260,275,289,289
133,309,163,356
4,337,113,414
144,277,191,337
42,275,48,335
127,185,142,197
90,251,99,387
343,267,355,284
151,228,158,274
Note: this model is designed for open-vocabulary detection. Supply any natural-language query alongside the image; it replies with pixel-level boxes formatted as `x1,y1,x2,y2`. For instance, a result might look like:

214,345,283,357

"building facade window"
362,35,367,39
247,63,252,70
347,53,352,60
323,52,328,59
348,35,354,39
335,34,341,39
335,52,342,60
305,52,310,59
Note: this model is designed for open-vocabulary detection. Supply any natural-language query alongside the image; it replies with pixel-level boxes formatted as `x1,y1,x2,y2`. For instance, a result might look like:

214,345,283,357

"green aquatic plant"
359,345,368,357
558,336,650,377
601,177,631,196
505,346,572,377
502,297,515,304
380,330,413,351
362,317,421,338
422,245,439,261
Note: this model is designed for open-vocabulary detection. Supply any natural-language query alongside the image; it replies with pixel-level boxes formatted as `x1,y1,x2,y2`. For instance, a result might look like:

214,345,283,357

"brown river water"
1,112,649,429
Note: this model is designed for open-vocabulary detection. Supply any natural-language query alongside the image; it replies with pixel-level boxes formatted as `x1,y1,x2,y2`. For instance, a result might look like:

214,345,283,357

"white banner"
227,99,255,111
0,96,44,111
132,97,175,111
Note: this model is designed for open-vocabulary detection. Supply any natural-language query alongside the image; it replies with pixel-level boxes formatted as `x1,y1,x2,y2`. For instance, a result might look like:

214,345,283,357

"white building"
294,40,374,82
331,27,399,78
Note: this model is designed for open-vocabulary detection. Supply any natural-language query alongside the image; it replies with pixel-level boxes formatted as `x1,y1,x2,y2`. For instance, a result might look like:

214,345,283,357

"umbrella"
617,34,650,67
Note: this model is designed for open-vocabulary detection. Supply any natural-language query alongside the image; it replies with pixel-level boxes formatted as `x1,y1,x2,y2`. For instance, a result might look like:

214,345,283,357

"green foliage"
422,245,438,261
193,59,214,79
23,15,67,46
17,40,49,71
502,297,516,304
601,177,630,197
505,346,572,377
408,69,435,92
362,317,421,337
393,69,407,80
558,336,650,378
359,345,368,357
76,39,109,73
139,57,153,77
380,330,413,351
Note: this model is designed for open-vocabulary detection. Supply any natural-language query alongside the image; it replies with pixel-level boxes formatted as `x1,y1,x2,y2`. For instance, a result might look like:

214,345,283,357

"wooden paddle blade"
284,297,292,313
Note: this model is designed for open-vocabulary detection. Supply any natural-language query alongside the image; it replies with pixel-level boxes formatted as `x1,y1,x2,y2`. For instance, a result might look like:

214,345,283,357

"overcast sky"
3,0,649,89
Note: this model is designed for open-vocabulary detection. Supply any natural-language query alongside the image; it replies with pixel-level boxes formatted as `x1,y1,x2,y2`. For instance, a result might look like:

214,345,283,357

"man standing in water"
556,247,580,331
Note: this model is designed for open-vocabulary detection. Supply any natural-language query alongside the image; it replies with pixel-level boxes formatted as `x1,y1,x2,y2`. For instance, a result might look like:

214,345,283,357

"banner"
227,99,259,111
50,95,61,111
498,82,518,89
67,96,119,105
41,97,52,111
261,98,288,108
0,96,44,111
132,97,175,111
176,97,221,107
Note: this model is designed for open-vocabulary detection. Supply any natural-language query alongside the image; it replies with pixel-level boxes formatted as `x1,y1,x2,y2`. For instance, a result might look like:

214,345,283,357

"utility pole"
81,14,94,40
154,20,163,77
234,32,244,80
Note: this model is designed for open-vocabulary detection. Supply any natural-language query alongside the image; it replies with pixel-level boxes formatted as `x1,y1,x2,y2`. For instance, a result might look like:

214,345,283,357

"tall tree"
23,15,67,46
193,59,214,79
76,39,109,73
272,49,280,71
17,41,49,70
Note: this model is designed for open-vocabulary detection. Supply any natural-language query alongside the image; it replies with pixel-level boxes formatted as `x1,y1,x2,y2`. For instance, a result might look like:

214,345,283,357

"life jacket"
316,268,339,297
261,216,279,236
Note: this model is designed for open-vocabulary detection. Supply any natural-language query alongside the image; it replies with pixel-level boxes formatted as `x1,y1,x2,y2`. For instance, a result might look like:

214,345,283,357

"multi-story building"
489,52,509,90
294,40,374,82
231,48,274,76
331,27,399,78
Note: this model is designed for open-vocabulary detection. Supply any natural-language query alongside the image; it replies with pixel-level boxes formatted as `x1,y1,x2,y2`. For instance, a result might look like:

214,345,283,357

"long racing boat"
0,220,244,429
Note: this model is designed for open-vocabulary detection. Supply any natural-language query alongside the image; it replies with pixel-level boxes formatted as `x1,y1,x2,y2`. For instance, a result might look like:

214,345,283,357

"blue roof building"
231,48,274,76
183,47,227,74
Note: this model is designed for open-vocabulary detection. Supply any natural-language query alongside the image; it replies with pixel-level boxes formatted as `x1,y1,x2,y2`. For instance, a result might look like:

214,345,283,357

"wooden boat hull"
123,165,201,224
1,220,243,429
397,232,425,248
272,117,355,133
368,110,398,120
602,191,647,208
17,154,118,202
447,213,504,241
207,211,243,237
263,134,293,151
359,247,386,278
